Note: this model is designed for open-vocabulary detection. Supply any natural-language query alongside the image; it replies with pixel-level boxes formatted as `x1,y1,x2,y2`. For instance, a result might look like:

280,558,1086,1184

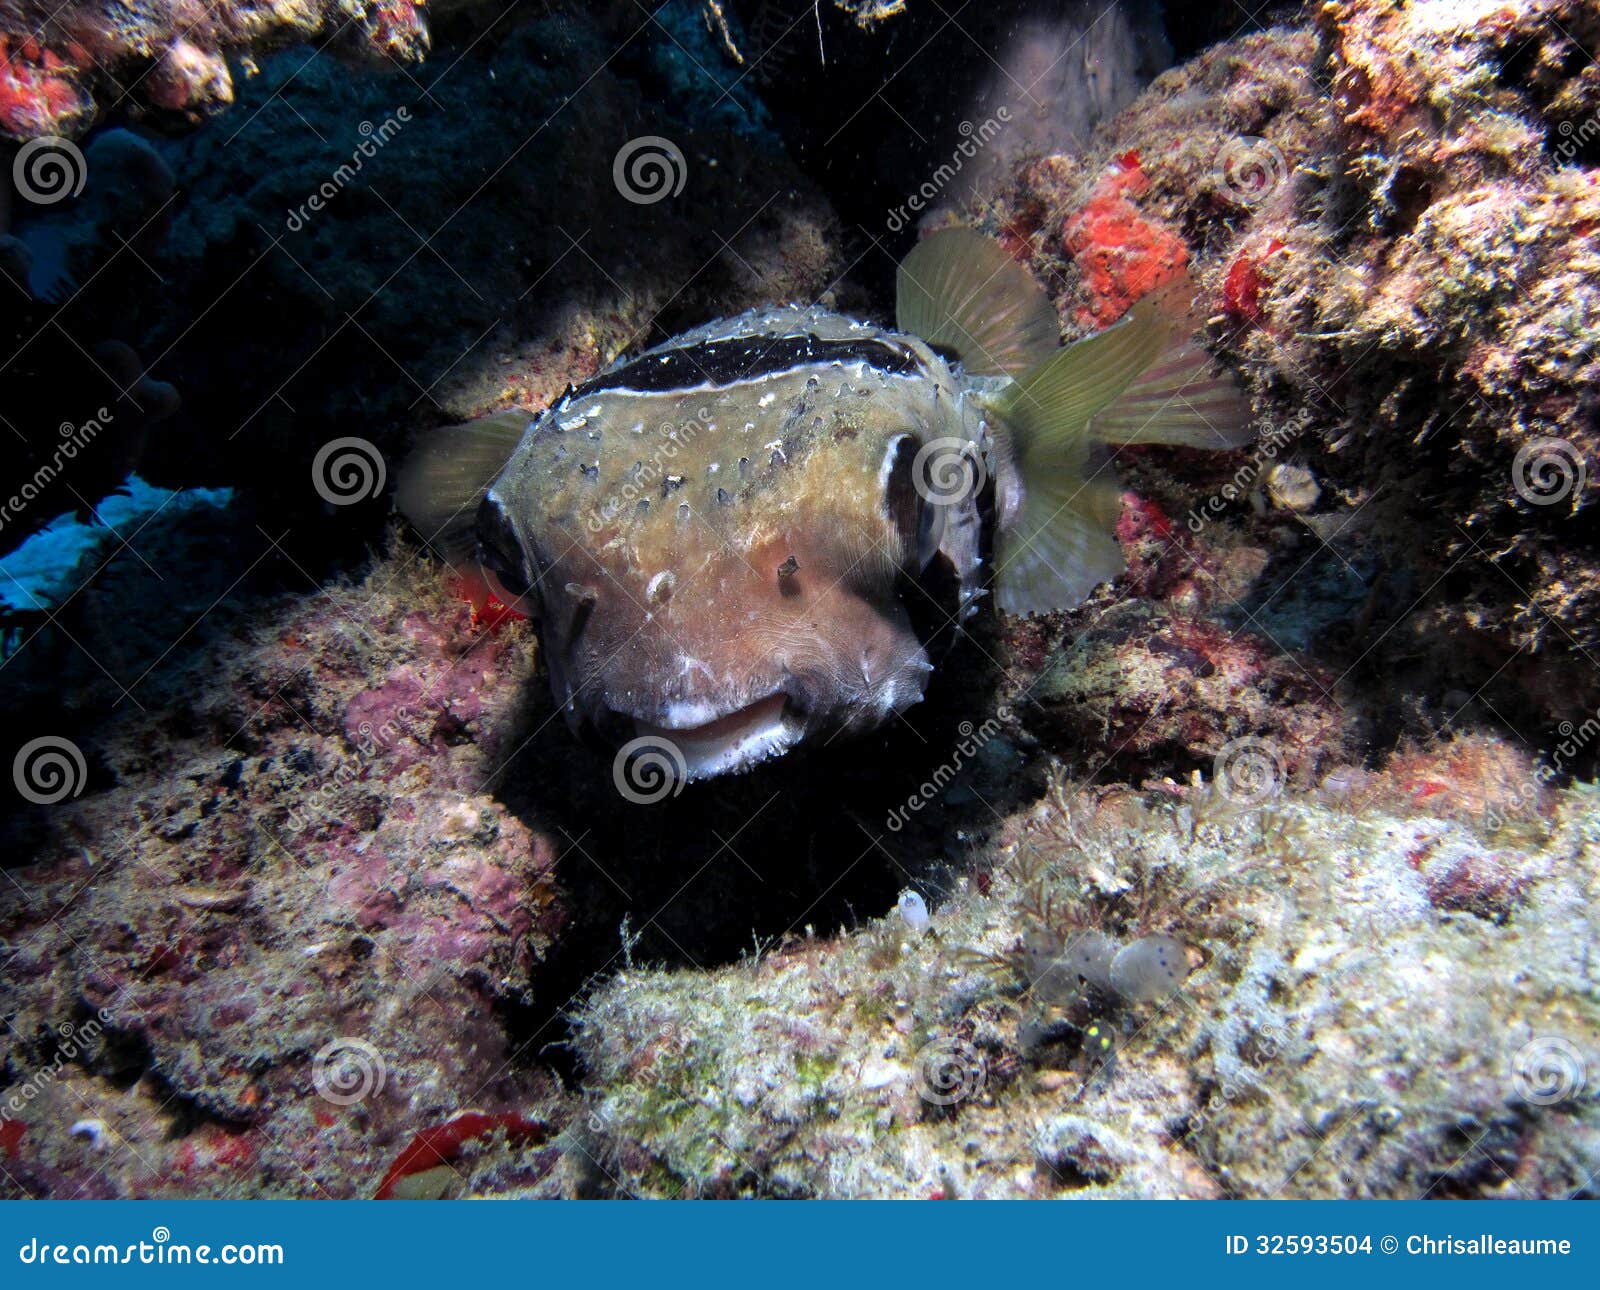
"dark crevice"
493,623,1038,1065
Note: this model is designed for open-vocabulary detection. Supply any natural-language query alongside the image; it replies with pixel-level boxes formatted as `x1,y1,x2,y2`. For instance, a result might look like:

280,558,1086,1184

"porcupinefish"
396,229,1251,781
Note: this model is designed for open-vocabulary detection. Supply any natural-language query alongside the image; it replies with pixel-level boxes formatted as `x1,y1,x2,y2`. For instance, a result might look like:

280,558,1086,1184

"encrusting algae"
574,758,1600,1199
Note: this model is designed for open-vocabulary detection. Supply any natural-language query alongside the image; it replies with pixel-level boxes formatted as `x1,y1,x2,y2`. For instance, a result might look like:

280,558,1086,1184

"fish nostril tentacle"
565,582,598,633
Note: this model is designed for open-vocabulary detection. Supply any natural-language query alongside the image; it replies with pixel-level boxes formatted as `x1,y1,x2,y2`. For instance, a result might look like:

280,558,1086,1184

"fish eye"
881,435,922,556
474,497,532,597
881,435,944,571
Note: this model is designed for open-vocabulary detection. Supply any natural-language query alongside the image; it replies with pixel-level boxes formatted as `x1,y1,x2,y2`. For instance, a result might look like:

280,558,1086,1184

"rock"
572,772,1600,1198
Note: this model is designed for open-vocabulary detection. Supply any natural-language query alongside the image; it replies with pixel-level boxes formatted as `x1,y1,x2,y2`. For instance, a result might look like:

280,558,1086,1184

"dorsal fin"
394,409,530,565
896,228,1060,377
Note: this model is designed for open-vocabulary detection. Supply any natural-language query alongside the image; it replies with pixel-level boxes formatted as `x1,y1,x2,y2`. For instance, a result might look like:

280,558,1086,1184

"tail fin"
990,285,1252,615
394,409,530,566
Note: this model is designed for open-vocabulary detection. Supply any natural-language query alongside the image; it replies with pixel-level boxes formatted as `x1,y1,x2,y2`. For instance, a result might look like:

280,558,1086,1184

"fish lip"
632,690,805,780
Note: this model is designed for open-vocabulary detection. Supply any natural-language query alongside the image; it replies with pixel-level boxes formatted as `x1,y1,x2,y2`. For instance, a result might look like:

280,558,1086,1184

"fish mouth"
634,691,804,780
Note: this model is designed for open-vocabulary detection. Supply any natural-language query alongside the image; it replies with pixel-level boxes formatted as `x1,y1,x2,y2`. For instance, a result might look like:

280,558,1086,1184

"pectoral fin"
394,409,530,565
1088,337,1255,448
896,228,1060,377
989,289,1254,615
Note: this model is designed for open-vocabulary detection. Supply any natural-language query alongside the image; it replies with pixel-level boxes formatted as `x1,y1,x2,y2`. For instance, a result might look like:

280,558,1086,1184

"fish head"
477,387,966,780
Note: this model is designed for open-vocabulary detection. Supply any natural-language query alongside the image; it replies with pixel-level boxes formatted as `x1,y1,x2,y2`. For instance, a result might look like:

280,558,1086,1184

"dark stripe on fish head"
573,333,927,398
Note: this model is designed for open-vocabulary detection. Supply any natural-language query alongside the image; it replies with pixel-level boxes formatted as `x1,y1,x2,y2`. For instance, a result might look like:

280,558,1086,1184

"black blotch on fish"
577,335,922,397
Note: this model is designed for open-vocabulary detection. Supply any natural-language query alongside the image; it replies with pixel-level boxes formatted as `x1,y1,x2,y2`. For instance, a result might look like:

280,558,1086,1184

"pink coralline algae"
0,567,569,1198
0,37,93,138
0,0,430,140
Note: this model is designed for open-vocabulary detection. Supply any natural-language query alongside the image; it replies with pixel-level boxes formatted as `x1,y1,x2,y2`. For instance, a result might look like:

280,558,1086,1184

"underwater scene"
0,0,1597,1203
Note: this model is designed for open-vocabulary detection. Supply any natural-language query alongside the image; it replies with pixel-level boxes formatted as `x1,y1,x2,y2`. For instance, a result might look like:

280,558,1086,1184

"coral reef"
574,753,1600,1198
0,557,570,1198
0,0,430,140
1028,600,1361,784
4,0,1600,1204
964,4,1600,736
